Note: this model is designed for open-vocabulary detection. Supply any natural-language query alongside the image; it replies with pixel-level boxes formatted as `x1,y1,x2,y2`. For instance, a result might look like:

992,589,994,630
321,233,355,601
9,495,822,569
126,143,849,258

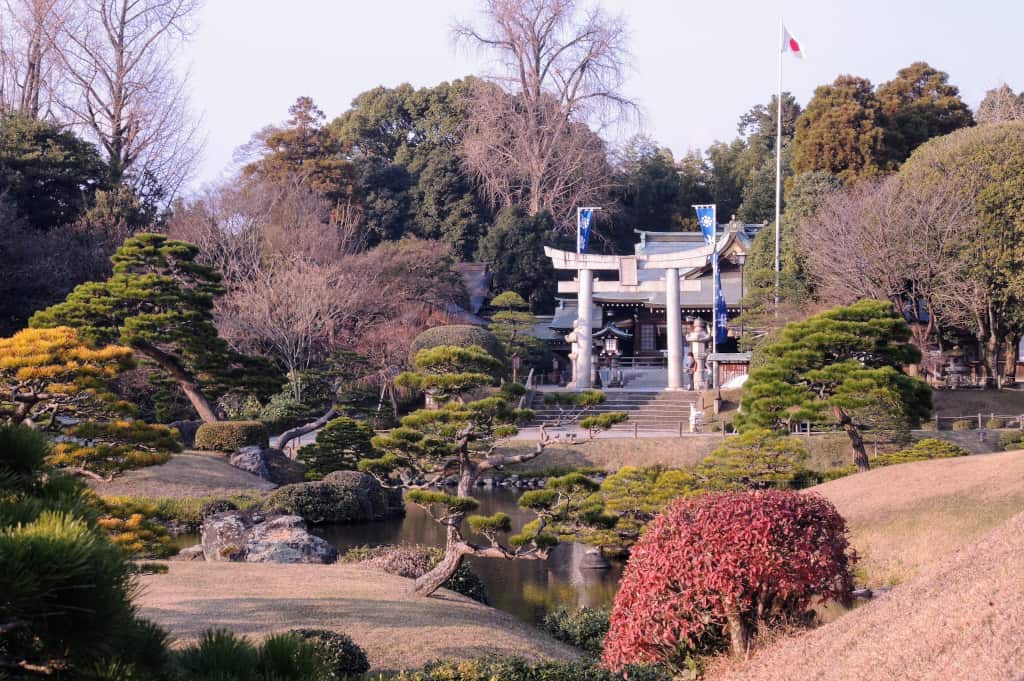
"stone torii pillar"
577,268,594,389
664,267,683,390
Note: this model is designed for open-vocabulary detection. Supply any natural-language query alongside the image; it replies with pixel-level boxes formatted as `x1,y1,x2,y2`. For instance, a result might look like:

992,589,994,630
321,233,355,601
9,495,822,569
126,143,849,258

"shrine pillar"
576,269,594,389
664,267,683,390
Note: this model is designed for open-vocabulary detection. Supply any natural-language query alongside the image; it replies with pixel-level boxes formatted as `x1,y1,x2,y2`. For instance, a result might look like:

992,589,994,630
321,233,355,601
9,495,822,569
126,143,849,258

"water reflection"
312,488,623,624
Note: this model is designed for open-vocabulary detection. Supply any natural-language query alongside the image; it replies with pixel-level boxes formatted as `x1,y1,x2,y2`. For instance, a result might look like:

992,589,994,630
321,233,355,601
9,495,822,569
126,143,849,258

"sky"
185,0,1024,191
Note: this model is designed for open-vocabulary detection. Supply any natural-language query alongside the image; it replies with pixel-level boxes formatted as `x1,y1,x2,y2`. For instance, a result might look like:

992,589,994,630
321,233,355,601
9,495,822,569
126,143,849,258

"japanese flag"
782,24,804,59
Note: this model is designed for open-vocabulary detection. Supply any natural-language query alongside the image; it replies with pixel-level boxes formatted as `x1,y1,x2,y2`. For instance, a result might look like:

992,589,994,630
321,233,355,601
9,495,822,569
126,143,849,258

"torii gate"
544,245,714,390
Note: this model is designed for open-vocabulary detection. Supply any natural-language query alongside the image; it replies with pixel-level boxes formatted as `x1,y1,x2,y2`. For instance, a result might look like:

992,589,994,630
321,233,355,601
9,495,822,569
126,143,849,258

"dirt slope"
136,562,578,672
813,449,1024,586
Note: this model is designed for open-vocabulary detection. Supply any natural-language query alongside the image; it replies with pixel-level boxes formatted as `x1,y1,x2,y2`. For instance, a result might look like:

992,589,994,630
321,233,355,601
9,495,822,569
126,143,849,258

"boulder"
200,510,338,564
230,446,270,479
174,544,206,561
244,515,338,564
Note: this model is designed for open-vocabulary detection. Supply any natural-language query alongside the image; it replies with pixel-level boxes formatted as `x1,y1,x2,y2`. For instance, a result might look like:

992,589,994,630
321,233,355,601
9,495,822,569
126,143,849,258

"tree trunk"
725,608,750,659
413,526,467,597
834,407,869,472
276,406,337,455
134,341,218,423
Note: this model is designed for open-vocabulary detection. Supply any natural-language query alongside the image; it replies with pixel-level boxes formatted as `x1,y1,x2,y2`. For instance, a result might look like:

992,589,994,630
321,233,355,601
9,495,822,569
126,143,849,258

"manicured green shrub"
951,419,974,431
289,628,370,678
393,656,671,681
265,473,402,525
878,438,970,464
257,632,331,681
194,421,269,451
697,429,808,490
542,607,610,654
340,544,488,604
986,417,1007,429
408,324,505,366
298,416,375,480
174,628,260,680
999,431,1024,451
919,419,937,431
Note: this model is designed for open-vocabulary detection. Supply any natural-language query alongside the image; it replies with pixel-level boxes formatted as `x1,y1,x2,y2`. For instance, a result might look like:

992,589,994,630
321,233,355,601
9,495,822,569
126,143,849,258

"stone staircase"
530,390,699,433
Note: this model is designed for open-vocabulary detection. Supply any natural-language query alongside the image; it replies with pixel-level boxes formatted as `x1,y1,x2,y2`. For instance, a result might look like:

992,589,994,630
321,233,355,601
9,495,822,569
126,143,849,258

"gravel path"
136,562,578,672
87,453,276,498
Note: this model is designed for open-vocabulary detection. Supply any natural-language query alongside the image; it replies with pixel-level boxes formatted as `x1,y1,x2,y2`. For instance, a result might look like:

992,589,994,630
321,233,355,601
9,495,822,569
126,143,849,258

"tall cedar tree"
791,75,893,183
735,300,930,472
30,234,277,422
876,62,973,163
362,344,616,596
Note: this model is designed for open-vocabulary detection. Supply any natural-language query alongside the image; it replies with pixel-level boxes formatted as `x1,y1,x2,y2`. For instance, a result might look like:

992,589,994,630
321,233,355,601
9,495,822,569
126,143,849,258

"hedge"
265,472,403,525
194,421,269,451
408,325,505,366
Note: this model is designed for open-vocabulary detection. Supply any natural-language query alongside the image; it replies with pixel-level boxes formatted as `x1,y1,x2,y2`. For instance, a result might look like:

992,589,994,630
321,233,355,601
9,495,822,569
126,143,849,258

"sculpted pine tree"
361,344,615,596
30,233,275,422
735,300,930,472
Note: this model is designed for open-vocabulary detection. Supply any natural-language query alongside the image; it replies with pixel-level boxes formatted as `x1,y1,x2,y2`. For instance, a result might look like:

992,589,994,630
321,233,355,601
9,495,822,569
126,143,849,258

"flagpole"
711,204,718,372
774,19,783,308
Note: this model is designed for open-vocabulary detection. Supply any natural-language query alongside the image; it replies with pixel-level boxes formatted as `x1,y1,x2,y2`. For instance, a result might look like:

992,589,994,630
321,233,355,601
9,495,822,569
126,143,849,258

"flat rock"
200,511,337,564
230,446,270,479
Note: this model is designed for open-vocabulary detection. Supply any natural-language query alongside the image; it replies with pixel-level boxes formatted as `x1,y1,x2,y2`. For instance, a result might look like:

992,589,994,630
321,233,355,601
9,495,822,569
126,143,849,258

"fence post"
978,413,983,430
934,414,940,430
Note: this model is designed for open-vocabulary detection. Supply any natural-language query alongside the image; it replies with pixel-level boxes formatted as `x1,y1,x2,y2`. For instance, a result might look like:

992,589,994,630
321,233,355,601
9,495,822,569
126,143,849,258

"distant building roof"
550,298,602,330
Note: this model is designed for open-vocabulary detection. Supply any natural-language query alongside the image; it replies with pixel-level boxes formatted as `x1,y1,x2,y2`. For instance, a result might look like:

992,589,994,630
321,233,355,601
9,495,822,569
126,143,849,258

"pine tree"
30,233,277,422
735,300,931,472
488,291,544,375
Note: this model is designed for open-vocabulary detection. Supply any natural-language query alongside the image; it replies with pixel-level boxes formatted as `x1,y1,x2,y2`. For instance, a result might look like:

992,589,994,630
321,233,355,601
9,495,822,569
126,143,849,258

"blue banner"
694,204,716,245
714,251,729,344
578,208,594,253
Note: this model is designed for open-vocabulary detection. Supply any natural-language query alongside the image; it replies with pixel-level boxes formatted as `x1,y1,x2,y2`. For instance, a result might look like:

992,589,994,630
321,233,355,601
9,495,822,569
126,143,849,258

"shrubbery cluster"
194,421,269,451
391,656,670,681
266,473,401,525
542,607,610,655
298,416,375,480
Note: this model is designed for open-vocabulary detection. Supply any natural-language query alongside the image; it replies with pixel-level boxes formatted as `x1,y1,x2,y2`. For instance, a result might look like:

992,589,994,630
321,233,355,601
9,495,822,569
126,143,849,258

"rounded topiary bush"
986,417,1007,430
999,431,1024,451
878,438,969,464
951,419,974,431
408,325,505,366
288,628,370,678
266,473,402,525
603,490,855,672
194,421,268,451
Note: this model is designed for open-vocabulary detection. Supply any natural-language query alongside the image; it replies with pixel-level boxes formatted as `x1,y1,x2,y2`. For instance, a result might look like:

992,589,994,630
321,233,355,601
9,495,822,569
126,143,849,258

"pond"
311,487,624,625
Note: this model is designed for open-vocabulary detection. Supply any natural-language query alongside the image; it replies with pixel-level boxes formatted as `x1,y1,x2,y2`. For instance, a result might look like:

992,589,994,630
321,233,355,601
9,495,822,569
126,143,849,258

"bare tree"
57,0,202,203
976,84,1024,125
454,0,632,228
0,0,72,117
802,173,978,359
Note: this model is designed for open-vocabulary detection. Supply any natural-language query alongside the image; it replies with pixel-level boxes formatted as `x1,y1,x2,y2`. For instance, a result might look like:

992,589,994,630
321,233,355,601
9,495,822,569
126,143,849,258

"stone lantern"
686,318,712,390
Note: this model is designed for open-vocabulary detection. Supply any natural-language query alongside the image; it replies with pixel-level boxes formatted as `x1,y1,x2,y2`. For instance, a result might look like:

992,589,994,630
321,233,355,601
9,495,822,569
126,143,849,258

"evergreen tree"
976,84,1024,124
0,113,108,231
877,61,974,162
30,234,278,423
476,206,558,312
792,75,894,183
488,291,545,374
736,300,931,472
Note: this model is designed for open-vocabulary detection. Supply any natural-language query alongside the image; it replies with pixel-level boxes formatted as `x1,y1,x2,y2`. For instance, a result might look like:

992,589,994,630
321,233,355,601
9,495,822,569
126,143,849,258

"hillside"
708,450,1024,681
814,449,1024,586
709,509,1024,681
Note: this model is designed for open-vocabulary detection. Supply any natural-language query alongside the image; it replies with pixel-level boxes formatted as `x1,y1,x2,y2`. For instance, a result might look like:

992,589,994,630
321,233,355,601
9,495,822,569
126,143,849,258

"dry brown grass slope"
136,562,578,672
813,449,1024,586
708,508,1024,681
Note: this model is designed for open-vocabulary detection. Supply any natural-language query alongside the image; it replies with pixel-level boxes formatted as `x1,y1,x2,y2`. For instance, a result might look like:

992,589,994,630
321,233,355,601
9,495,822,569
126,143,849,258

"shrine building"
536,218,762,391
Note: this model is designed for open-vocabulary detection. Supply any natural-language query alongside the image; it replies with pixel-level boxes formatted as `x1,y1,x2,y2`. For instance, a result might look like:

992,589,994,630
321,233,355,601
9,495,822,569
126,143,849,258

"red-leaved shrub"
602,490,855,672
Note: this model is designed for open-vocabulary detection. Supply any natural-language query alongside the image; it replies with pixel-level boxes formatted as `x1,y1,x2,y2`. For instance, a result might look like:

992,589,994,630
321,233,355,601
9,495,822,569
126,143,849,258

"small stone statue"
564,319,581,386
